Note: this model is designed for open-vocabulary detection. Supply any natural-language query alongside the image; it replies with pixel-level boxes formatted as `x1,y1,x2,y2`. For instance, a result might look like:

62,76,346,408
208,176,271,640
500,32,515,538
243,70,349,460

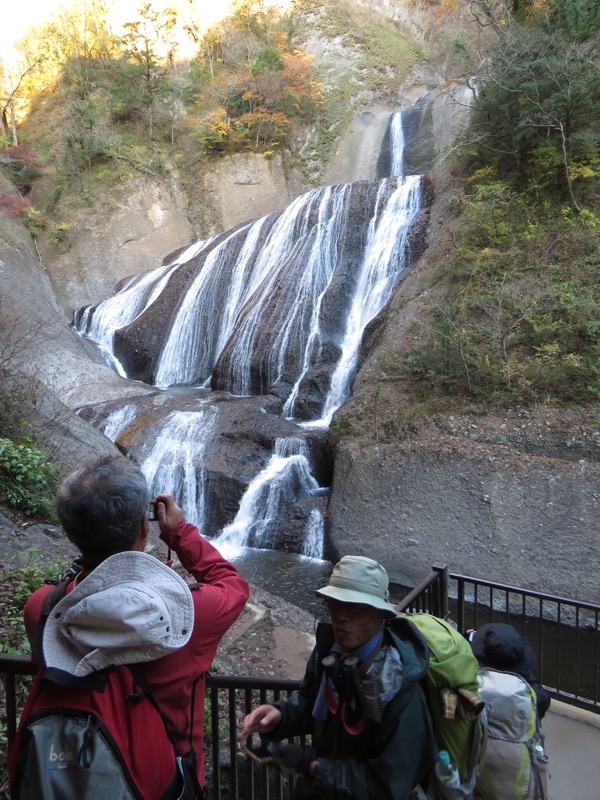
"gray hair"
57,455,150,564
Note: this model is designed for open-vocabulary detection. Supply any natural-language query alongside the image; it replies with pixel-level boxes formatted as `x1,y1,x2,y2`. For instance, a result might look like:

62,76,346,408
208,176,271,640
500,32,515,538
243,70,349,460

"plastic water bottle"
435,750,461,789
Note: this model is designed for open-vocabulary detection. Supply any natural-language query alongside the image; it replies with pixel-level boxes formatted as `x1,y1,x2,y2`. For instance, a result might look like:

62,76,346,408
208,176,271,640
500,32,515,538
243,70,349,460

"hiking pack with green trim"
407,613,488,800
475,666,549,800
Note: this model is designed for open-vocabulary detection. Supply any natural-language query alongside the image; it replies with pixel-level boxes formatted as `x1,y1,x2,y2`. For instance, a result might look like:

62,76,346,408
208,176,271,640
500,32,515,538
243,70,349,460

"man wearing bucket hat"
15,455,249,794
241,555,436,799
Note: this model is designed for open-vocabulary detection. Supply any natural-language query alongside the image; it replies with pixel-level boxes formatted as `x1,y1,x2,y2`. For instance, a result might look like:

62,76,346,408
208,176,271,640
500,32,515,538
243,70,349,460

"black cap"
471,623,535,674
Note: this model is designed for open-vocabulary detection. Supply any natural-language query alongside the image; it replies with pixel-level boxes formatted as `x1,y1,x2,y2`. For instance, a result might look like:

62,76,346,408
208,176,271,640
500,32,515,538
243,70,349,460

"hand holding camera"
149,494,185,530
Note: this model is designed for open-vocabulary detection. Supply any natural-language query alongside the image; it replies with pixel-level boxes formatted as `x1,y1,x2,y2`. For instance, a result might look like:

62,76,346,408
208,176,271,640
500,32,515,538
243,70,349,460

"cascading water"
73,107,425,564
302,509,325,560
297,171,421,427
74,240,208,375
99,403,137,442
153,220,263,387
389,112,405,177
138,407,217,530
214,437,325,558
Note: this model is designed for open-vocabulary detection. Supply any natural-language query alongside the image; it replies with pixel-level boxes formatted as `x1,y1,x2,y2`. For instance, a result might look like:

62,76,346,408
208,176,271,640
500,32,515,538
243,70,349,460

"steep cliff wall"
329,426,600,601
326,93,600,602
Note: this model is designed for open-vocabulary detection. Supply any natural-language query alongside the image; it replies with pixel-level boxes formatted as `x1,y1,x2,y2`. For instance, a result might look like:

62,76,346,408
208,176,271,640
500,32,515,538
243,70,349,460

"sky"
2,0,292,55
1,0,248,54
2,0,65,51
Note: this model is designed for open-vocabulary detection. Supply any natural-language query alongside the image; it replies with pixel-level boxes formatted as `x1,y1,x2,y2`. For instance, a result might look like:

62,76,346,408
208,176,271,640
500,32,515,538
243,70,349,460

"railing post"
6,672,17,751
432,563,449,619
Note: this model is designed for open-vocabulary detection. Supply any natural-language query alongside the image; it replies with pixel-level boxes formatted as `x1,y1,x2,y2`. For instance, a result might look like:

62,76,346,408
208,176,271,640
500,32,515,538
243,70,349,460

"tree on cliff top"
465,0,600,209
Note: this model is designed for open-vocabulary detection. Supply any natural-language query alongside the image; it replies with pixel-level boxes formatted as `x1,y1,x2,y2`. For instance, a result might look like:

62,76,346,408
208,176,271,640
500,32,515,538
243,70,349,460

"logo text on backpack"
48,742,74,769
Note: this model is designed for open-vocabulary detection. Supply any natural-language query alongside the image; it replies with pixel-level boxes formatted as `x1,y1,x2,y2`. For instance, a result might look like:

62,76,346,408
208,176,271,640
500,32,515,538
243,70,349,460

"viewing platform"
544,700,600,799
3,563,600,799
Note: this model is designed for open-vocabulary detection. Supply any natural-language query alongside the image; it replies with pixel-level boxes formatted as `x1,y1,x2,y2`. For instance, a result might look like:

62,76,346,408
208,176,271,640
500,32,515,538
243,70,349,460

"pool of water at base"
229,548,333,618
228,547,413,617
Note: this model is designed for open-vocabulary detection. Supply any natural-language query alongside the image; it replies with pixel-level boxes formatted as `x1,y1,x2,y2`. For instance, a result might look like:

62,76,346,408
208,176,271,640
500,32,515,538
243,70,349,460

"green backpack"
407,614,487,799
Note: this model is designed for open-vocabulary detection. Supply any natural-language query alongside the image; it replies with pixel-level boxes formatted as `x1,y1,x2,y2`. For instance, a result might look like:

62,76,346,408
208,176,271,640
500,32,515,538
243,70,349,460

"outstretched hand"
241,704,282,740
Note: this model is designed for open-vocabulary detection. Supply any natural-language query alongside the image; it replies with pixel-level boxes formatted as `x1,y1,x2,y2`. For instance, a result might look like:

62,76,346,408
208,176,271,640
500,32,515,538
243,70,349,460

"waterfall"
99,404,137,442
154,220,263,387
310,173,421,427
389,112,404,177
138,407,217,530
157,184,352,393
73,239,208,374
302,509,325,560
216,184,350,397
73,103,426,562
214,437,324,557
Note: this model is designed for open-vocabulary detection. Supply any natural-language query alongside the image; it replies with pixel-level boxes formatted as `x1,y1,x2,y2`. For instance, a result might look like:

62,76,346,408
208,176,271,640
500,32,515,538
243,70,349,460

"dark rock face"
79,178,429,422
80,389,334,539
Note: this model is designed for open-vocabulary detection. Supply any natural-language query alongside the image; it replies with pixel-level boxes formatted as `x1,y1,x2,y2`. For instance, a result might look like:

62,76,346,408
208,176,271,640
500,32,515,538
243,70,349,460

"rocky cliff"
1,0,598,605
328,152,600,601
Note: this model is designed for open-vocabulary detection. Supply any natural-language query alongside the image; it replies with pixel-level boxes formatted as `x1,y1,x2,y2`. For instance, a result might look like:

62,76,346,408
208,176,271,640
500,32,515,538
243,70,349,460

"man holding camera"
18,454,250,796
241,555,436,799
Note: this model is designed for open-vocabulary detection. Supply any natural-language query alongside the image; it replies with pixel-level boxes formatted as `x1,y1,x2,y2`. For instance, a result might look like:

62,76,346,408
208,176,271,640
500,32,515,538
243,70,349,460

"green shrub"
0,438,57,518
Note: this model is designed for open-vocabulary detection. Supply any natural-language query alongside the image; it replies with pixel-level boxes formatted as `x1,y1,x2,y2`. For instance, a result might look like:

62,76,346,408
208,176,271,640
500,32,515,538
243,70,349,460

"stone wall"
329,438,600,602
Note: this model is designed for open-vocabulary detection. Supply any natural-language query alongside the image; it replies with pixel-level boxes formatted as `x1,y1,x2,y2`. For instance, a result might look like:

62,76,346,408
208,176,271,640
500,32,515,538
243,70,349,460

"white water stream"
138,407,217,531
78,110,418,560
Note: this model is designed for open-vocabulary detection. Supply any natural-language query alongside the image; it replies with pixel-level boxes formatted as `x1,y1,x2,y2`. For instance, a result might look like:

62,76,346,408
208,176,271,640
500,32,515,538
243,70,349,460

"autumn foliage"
0,193,30,217
192,8,323,154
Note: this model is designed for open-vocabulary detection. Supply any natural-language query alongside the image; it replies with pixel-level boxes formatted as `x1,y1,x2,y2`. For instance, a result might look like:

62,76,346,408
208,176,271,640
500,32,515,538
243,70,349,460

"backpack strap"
128,664,204,798
128,665,182,749
32,579,70,666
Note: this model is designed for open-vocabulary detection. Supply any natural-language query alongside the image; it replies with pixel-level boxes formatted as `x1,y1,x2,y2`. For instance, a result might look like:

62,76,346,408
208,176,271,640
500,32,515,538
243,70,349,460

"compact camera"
148,502,158,521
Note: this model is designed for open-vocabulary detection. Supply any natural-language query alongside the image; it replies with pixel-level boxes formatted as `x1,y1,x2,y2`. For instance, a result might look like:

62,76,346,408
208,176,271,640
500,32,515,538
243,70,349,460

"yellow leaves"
533,342,560,363
196,107,232,151
532,344,583,373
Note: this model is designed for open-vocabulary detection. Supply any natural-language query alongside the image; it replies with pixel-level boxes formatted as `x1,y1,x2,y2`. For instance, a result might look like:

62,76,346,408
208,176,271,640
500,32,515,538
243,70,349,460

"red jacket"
21,520,250,787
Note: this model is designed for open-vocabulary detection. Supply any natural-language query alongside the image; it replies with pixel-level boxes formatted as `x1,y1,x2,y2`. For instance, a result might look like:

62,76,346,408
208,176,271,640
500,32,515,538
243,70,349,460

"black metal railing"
3,565,600,798
448,572,600,711
0,660,302,800
395,565,600,712
207,675,303,800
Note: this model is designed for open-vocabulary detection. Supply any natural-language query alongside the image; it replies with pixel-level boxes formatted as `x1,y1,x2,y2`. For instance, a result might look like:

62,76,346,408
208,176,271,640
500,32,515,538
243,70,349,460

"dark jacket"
266,617,437,800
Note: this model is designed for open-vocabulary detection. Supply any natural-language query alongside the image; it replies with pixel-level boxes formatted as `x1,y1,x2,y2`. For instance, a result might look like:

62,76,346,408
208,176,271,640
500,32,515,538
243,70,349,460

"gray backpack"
475,667,549,800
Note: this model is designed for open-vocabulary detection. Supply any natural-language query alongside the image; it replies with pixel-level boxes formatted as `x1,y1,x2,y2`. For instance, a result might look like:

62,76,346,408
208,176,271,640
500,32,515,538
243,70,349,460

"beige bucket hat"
43,550,194,677
316,555,397,615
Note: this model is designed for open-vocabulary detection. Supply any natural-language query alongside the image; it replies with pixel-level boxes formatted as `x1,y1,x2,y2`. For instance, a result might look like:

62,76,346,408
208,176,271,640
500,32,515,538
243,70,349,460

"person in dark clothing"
470,623,551,718
241,555,437,800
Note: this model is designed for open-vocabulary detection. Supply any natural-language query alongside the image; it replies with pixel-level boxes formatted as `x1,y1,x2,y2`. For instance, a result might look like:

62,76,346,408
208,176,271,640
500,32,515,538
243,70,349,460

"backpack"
9,581,203,800
407,614,488,800
475,667,549,800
